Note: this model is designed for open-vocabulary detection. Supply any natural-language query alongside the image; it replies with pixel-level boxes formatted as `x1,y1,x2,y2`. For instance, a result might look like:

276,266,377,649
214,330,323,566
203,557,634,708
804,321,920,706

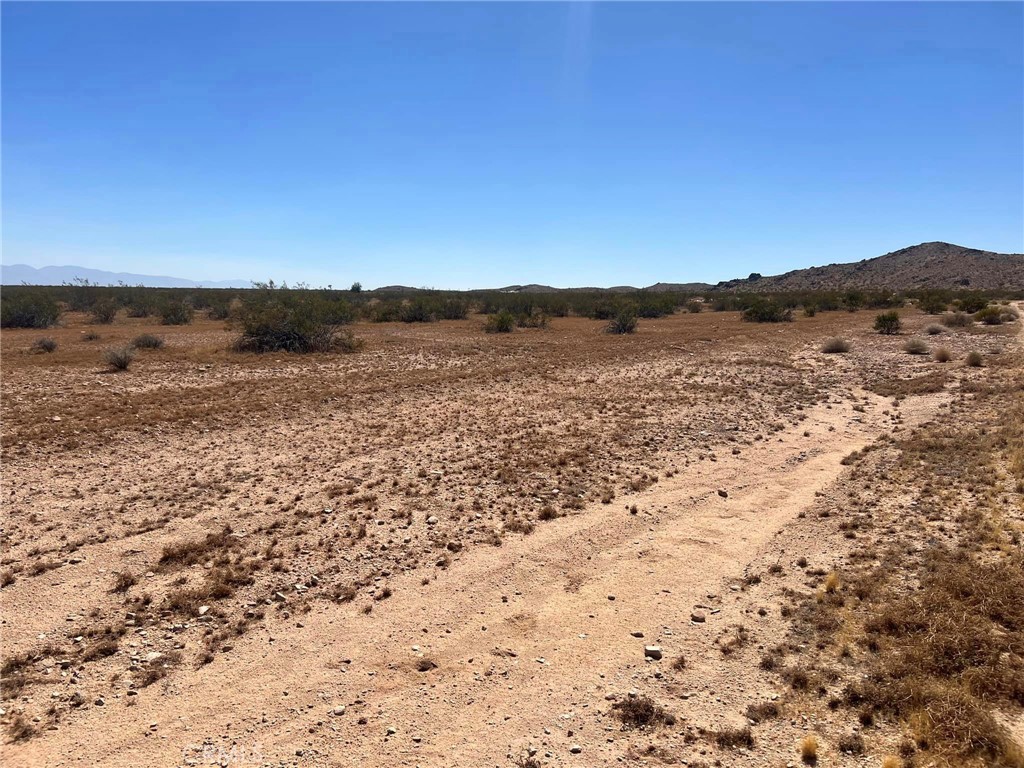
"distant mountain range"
3,242,1021,293
0,263,251,289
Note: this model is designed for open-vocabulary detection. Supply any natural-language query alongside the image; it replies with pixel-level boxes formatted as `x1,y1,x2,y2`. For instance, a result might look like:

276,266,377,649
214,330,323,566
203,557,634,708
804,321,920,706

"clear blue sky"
3,2,1022,289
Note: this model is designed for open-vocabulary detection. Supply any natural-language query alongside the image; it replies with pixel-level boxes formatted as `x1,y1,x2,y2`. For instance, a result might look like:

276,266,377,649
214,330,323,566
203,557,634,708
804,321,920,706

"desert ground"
2,306,1022,767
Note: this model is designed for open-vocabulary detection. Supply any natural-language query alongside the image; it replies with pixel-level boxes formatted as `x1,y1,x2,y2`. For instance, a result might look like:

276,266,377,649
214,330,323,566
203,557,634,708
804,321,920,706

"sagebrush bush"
160,300,195,325
31,337,58,353
903,338,928,355
821,337,850,353
131,334,164,350
484,310,515,333
231,291,363,353
1,291,61,328
942,311,971,328
965,351,983,367
925,324,944,335
686,300,703,313
874,311,902,335
104,346,135,371
606,309,638,334
934,347,952,363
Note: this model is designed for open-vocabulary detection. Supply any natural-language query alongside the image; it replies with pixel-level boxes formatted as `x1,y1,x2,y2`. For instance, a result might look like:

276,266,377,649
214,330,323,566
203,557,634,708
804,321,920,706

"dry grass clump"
903,338,928,355
611,695,675,729
934,347,952,363
942,311,972,327
30,337,57,353
103,346,135,371
744,700,781,723
799,734,818,764
821,337,850,353
925,324,944,335
965,351,984,367
131,334,164,349
714,725,754,749
158,526,239,569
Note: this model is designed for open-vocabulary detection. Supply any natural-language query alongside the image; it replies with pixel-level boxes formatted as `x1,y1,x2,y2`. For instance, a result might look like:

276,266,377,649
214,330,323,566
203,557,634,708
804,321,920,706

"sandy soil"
1,307,1019,767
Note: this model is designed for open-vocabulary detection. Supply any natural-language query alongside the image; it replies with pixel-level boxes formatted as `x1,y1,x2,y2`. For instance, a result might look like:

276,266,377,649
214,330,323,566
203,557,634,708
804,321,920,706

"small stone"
197,606,209,616
332,706,346,715
386,726,397,736
607,594,616,601
426,516,439,526
691,611,706,623
644,645,663,660
94,697,105,706
570,745,582,754
717,489,728,498
630,631,644,638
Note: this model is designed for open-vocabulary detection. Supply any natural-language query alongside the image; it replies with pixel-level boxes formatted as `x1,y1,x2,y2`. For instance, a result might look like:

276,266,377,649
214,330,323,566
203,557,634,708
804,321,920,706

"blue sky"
3,2,1022,289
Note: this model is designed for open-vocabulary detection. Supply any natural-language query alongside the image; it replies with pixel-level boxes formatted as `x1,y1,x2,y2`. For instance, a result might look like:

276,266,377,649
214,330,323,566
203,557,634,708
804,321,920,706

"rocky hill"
715,242,1024,292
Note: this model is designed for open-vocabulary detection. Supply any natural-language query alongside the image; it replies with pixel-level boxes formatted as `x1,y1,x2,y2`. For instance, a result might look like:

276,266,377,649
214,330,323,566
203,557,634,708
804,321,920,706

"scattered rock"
644,645,663,660
691,611,706,623
717,489,728,498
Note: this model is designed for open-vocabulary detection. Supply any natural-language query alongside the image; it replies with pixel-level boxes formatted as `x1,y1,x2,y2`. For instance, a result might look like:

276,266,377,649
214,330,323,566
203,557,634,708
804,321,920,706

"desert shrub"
104,346,135,371
159,300,195,325
516,309,549,328
1,291,62,328
131,334,164,350
821,337,850,354
955,294,989,314
231,291,363,353
89,298,118,324
715,726,754,749
803,304,817,317
874,311,902,335
125,302,152,318
918,293,949,314
606,309,638,334
903,338,928,355
965,351,983,367
484,311,516,333
742,298,792,323
612,696,674,729
926,324,944,335
686,300,703,313
934,347,952,363
437,298,469,320
974,306,1004,325
31,337,58,353
398,299,436,323
942,312,971,328
82,330,101,341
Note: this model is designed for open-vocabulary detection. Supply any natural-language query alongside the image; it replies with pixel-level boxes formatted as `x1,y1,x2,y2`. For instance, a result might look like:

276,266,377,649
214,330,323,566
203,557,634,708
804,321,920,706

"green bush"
918,293,949,314
1,291,61,328
231,291,363,353
873,311,902,335
398,299,436,323
742,299,792,323
159,300,195,325
686,300,703,314
606,310,638,334
516,309,548,329
484,310,515,333
89,298,118,324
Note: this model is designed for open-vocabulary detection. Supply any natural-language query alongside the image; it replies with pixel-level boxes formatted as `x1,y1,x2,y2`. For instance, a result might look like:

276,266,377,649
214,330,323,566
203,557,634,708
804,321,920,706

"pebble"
569,745,582,754
643,645,663,660
691,611,706,623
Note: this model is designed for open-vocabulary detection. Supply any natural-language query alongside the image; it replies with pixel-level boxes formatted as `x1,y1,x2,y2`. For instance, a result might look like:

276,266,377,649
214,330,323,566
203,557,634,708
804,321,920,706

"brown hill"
715,242,1024,292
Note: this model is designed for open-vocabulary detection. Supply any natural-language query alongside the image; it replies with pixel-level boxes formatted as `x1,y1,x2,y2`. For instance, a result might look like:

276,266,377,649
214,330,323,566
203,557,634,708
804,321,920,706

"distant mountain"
645,282,715,293
714,242,1024,292
0,263,251,289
